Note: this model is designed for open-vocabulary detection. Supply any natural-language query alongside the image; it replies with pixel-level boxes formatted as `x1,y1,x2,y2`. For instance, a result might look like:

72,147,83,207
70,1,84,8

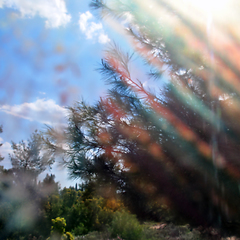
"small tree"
10,130,55,185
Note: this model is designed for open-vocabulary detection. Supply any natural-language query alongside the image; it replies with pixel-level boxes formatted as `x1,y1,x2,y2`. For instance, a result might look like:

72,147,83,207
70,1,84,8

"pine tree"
44,0,240,230
88,0,240,228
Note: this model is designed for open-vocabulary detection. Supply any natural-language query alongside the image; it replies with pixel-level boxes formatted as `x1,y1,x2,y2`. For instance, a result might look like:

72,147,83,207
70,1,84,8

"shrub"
51,217,66,235
72,223,88,236
110,211,143,240
63,232,74,240
48,217,68,240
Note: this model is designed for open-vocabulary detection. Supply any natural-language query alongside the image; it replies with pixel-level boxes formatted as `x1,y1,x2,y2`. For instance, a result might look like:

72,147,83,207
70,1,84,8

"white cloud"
1,141,12,156
79,10,93,32
98,33,110,44
79,11,110,44
0,141,12,168
0,98,68,125
86,22,103,39
0,0,71,28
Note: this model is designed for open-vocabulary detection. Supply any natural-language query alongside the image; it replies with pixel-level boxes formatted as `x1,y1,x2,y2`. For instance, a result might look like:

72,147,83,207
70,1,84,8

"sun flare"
189,0,229,14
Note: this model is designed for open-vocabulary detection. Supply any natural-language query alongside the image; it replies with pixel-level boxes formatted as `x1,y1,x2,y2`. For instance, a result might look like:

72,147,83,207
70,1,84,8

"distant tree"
10,130,55,185
61,187,78,212
0,131,56,238
41,173,60,195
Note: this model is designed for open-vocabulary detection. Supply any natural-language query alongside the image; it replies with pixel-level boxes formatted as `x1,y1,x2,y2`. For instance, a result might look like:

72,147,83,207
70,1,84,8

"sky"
0,0,236,189
0,0,160,188
0,0,135,187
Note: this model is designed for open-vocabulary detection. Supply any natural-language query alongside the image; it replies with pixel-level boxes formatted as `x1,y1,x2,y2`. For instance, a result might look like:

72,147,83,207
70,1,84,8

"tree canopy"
10,130,55,184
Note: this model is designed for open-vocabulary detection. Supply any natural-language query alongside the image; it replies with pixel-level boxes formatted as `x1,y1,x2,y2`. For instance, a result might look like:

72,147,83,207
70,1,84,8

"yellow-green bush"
110,211,143,240
51,217,66,235
63,232,74,240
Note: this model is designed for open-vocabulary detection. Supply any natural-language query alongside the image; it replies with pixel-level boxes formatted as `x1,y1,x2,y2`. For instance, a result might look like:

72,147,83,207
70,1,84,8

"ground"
74,221,240,240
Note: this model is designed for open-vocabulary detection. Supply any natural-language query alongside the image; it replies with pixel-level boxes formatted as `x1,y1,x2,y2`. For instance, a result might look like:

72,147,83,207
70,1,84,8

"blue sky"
0,0,128,187
0,0,155,187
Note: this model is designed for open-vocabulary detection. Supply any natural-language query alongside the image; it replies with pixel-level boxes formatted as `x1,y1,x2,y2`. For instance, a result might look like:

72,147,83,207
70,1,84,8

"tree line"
0,166,133,239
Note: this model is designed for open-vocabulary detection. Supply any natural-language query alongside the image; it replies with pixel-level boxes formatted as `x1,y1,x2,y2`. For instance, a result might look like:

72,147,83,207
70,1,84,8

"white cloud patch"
98,33,110,44
0,99,68,125
79,11,110,44
79,10,92,32
1,141,12,156
0,141,12,169
0,0,71,28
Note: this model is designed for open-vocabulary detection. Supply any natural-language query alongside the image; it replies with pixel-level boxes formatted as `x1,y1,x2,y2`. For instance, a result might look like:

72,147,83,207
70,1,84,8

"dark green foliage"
36,185,125,238
0,167,61,239
72,223,86,236
45,194,63,222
